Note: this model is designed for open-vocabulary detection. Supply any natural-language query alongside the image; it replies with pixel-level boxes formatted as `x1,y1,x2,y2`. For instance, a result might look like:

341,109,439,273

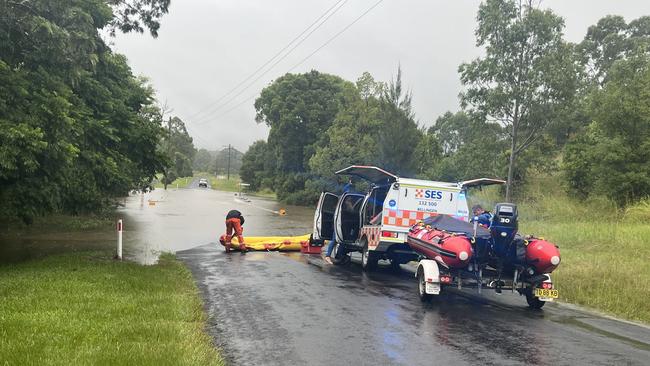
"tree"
376,67,423,176
106,0,171,37
413,132,442,179
564,53,650,204
254,71,352,202
310,69,422,180
193,148,213,172
240,140,270,190
309,84,380,179
160,116,195,188
459,0,578,201
356,71,385,105
579,15,650,85
255,71,352,173
0,0,170,221
426,111,507,181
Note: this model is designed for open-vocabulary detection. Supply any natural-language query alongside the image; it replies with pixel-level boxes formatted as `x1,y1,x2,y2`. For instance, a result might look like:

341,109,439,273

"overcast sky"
111,0,650,151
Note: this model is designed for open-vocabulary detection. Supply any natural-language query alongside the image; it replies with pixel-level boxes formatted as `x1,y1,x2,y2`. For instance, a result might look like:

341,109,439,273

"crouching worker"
224,209,247,253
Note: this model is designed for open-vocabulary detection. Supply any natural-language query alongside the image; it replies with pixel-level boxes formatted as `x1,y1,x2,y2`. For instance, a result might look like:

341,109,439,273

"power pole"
164,116,172,190
227,144,231,180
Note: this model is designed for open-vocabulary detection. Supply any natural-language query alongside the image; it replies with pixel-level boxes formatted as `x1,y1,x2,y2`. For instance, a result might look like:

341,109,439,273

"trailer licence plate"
534,288,559,299
426,282,440,294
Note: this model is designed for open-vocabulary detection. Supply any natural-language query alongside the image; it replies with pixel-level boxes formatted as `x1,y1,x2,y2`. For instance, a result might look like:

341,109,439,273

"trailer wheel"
417,268,433,303
524,288,545,309
361,240,378,272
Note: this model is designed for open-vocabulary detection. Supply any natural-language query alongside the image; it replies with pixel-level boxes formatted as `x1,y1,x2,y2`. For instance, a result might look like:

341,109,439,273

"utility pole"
164,116,172,190
227,144,231,180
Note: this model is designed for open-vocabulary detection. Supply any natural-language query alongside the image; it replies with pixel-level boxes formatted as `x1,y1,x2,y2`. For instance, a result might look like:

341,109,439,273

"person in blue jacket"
471,204,492,228
324,179,353,264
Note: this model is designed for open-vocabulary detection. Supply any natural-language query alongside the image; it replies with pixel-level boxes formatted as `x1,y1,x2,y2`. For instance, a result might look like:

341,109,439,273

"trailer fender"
416,259,441,295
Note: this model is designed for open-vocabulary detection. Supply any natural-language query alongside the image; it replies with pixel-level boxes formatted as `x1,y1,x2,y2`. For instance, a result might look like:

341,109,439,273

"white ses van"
311,166,504,271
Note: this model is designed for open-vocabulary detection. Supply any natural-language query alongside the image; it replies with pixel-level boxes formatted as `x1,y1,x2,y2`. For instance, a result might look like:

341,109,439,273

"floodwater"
118,179,313,264
0,177,313,264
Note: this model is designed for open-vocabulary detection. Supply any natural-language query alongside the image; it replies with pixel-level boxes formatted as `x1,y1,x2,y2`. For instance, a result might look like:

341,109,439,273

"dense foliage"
242,0,650,207
244,69,423,204
193,146,243,177
0,0,171,222
159,116,195,187
459,0,578,200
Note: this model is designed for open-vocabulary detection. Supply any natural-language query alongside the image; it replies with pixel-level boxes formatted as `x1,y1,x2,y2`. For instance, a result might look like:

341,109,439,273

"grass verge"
251,188,277,200
209,174,240,192
0,251,224,365
194,172,276,198
471,175,650,323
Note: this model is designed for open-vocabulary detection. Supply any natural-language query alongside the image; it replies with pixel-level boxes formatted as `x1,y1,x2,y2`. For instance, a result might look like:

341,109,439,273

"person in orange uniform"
225,209,247,253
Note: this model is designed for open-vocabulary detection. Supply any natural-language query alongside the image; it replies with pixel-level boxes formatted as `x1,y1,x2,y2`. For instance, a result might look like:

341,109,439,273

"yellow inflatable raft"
219,234,311,251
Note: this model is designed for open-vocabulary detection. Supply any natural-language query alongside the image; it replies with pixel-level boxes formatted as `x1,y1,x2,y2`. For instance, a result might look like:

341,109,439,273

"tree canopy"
459,0,578,200
0,0,171,222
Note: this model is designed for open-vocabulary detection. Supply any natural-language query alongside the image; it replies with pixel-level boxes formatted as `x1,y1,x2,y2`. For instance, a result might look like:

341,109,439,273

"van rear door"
335,165,398,186
313,192,339,243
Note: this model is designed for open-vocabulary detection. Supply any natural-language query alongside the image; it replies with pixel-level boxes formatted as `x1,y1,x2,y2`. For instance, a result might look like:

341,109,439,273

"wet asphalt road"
179,246,650,366
167,182,650,366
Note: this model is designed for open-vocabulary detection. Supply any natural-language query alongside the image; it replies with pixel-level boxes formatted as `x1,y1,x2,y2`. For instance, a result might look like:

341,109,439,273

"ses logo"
415,189,443,200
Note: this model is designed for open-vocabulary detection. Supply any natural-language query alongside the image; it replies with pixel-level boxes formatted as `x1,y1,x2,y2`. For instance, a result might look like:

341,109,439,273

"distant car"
198,178,208,188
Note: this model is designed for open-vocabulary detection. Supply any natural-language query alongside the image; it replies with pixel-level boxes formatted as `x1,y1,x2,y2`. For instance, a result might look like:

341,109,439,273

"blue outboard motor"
489,203,518,260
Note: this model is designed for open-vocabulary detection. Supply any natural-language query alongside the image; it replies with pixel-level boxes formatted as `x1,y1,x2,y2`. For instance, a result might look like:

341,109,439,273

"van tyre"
417,268,433,303
361,240,377,272
524,287,545,309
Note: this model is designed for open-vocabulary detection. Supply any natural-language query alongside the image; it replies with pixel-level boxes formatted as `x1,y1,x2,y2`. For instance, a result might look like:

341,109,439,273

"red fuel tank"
525,239,561,274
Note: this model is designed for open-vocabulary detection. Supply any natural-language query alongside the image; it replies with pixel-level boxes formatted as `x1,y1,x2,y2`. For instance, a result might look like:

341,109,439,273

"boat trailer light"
440,275,452,283
542,282,553,289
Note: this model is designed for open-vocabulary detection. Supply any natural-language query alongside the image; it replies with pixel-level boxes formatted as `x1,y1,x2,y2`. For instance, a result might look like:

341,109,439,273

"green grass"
251,188,277,199
209,174,240,192
0,252,224,365
522,220,650,322
0,214,112,232
471,175,650,323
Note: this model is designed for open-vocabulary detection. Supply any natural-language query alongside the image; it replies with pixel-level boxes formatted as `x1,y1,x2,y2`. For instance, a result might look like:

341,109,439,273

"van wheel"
417,268,433,302
331,242,348,265
361,241,377,272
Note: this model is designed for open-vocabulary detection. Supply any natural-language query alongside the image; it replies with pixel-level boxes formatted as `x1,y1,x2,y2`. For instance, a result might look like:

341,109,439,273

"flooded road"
116,181,313,264
1,177,312,264
170,184,650,366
